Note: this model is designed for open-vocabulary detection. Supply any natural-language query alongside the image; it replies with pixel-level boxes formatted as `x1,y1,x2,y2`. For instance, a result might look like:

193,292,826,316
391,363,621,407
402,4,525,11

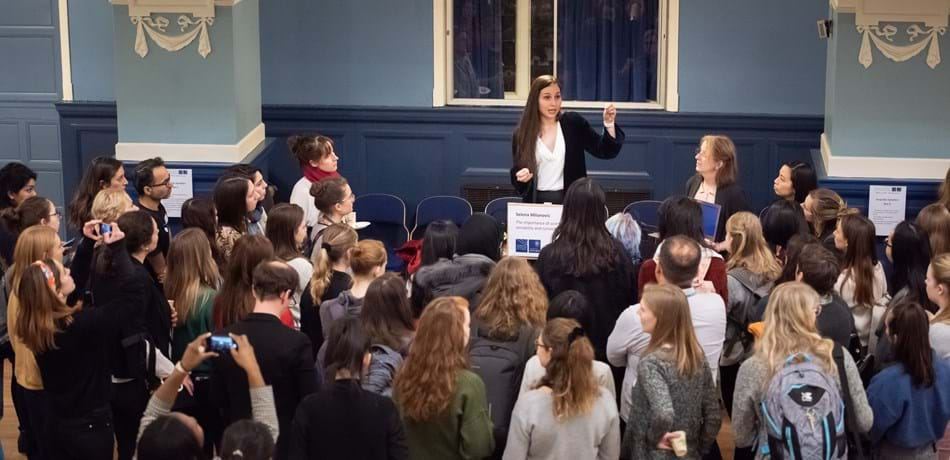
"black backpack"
722,268,771,366
468,323,536,451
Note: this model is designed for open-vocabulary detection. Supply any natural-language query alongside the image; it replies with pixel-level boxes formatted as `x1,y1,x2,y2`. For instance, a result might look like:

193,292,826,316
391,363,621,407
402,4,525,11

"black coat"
510,111,625,201
685,175,751,242
213,312,320,459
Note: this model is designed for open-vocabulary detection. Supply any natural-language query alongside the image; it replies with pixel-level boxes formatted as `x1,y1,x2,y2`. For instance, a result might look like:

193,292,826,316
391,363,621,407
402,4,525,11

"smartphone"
99,223,112,235
208,335,237,353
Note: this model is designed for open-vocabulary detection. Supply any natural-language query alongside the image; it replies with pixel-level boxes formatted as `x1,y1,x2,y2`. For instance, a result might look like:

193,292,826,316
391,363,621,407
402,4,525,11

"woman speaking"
511,75,625,204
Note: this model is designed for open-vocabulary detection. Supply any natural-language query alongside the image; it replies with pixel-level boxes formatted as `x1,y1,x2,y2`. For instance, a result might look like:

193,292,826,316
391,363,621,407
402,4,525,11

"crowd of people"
1,126,950,460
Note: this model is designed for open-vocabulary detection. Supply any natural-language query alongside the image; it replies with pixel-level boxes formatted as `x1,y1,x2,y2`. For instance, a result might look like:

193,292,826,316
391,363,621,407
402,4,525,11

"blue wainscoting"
58,102,827,219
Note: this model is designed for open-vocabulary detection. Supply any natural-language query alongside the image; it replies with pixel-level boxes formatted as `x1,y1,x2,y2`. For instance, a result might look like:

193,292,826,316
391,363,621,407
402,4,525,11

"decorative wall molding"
820,133,950,179
832,0,950,69
115,122,265,163
111,0,242,58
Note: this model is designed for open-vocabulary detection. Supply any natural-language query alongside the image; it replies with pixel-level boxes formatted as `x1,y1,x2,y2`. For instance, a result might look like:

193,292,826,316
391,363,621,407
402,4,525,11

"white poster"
868,185,906,236
506,202,563,259
165,168,194,218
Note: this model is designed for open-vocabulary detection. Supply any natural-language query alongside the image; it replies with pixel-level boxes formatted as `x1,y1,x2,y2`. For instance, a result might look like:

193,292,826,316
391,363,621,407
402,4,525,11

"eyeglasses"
338,193,356,204
535,340,550,350
49,210,63,219
150,178,172,188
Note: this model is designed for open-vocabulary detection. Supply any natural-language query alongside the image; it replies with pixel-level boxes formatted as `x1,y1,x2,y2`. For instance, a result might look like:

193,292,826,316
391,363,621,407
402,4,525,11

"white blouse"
535,122,566,191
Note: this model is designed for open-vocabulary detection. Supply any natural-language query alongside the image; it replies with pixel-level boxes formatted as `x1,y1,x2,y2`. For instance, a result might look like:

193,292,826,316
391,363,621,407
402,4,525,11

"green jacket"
400,369,494,460
172,287,216,375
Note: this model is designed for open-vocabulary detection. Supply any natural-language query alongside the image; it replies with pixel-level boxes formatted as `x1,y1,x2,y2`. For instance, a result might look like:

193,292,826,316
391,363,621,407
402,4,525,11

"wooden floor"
0,360,735,459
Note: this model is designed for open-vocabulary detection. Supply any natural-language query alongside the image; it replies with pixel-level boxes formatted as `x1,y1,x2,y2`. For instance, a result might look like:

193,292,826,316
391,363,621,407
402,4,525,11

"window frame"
433,0,680,111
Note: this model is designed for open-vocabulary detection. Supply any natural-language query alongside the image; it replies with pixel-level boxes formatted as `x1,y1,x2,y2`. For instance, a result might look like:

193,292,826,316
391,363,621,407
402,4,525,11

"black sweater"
35,241,144,418
288,379,408,460
685,175,751,242
509,111,625,201
300,271,352,357
534,239,637,361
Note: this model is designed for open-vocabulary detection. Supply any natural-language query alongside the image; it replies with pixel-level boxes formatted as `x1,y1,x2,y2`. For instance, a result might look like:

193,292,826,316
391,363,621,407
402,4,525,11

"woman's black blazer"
685,174,751,242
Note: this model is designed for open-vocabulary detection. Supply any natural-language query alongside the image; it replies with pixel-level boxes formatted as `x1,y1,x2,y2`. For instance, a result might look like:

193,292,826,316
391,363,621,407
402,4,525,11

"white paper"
867,185,906,236
165,169,194,218
506,202,563,259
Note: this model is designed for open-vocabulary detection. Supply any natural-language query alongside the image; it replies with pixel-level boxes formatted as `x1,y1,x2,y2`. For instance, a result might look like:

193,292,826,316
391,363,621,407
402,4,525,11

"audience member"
772,160,817,204
938,166,950,210
0,162,37,210
535,177,636,363
213,260,319,458
308,176,354,252
413,213,502,315
927,253,950,359
732,282,872,459
219,419,277,460
622,284,721,459
802,188,846,255
792,244,855,348
214,176,257,261
267,203,313,328
835,213,887,351
222,164,270,235
0,196,59,266
393,297,494,459
885,221,934,316
288,134,340,229
301,223,356,354
289,318,407,460
686,134,750,243
67,156,127,230
520,290,615,399
606,211,642,268
639,195,727,303
759,198,809,259
608,236,725,423
165,228,222,455
212,235,275,329
867,302,950,459
90,188,136,224
360,273,415,396
469,257,545,455
916,203,950,257
419,220,459,267
133,157,173,283
505,318,620,460
319,239,386,341
180,197,225,267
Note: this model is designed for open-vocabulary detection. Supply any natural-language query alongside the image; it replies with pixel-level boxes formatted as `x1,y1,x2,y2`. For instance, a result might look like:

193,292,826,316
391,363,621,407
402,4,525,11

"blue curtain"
454,0,504,98
557,0,658,102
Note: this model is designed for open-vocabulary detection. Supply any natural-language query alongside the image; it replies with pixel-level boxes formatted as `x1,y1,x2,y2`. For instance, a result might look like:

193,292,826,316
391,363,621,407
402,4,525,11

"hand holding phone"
99,223,112,235
208,334,237,353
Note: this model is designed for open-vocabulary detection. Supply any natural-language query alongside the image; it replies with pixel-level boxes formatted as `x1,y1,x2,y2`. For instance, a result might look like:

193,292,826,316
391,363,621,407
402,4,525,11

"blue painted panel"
28,123,60,161
0,37,59,97
0,0,54,26
68,0,114,101
0,122,19,158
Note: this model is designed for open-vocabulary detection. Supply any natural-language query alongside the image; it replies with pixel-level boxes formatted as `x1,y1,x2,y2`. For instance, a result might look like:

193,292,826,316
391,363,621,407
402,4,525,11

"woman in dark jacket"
685,134,750,244
535,177,636,363
510,75,625,204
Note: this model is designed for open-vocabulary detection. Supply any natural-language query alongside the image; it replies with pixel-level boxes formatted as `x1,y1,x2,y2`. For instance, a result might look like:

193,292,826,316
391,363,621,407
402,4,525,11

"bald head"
656,235,701,288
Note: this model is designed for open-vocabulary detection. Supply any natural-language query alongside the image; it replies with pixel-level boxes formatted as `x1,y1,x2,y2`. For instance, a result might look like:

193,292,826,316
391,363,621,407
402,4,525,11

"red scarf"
303,164,340,183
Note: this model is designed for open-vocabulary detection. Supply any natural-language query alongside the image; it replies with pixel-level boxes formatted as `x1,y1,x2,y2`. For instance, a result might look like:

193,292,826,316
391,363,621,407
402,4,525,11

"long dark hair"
761,199,809,253
420,220,458,266
213,236,274,329
181,197,224,266
266,203,305,261
67,157,123,229
785,160,818,203
324,317,371,384
214,177,251,233
513,75,559,173
777,233,821,284
888,302,934,387
889,221,935,311
548,178,618,277
361,273,414,352
839,214,879,306
657,195,706,244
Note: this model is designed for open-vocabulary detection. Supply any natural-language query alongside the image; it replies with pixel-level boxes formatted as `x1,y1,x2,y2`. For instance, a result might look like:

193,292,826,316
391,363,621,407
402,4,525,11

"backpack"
721,268,771,366
760,352,848,460
468,324,536,449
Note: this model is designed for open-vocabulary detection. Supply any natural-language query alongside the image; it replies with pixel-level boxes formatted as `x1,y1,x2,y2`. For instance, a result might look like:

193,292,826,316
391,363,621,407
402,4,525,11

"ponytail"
309,224,357,300
537,319,598,420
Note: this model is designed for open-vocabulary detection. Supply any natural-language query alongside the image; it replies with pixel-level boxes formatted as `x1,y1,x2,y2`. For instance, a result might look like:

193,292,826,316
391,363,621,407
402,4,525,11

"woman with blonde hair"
916,203,950,257
803,188,846,254
469,257,547,454
394,296,494,460
504,318,619,459
623,284,720,459
6,225,65,459
926,253,950,358
732,282,872,459
319,239,386,340
165,228,222,455
91,188,136,224
300,223,356,355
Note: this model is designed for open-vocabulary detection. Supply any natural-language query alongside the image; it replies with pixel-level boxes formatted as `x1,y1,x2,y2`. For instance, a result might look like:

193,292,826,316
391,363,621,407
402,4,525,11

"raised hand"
603,104,617,125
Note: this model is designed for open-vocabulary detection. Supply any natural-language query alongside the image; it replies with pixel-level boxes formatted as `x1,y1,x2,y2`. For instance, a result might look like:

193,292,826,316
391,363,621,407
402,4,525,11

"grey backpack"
760,353,847,460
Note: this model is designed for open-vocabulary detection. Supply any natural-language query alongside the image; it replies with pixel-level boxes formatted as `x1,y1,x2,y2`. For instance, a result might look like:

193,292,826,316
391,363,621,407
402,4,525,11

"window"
435,0,679,110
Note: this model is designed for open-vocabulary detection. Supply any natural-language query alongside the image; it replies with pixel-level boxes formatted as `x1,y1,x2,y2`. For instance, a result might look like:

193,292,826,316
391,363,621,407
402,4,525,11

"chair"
624,200,663,232
411,196,473,239
353,194,410,272
484,196,522,227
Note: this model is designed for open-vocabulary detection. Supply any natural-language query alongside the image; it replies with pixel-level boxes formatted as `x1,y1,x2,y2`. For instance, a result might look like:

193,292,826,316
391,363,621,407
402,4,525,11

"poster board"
506,202,563,259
